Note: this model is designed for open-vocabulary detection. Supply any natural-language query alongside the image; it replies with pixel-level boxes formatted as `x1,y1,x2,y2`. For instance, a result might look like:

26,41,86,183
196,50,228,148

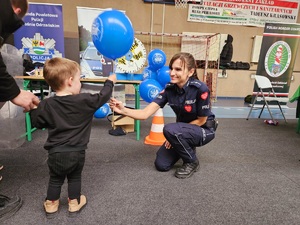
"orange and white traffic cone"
144,108,166,146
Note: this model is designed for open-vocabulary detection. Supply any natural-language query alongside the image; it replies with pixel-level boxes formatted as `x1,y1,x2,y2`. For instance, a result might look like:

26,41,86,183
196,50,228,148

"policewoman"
110,52,217,179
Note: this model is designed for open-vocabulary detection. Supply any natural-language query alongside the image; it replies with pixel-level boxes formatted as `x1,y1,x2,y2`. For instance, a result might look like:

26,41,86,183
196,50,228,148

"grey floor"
1,98,299,225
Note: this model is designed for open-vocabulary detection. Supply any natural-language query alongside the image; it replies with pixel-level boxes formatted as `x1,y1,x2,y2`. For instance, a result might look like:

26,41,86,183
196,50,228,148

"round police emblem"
264,41,291,78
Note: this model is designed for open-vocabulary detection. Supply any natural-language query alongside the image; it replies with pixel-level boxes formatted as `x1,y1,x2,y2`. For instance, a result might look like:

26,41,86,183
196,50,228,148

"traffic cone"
144,108,166,146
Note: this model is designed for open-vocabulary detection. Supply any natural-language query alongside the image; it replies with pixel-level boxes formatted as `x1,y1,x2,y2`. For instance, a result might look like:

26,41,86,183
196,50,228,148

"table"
289,85,300,133
15,76,141,141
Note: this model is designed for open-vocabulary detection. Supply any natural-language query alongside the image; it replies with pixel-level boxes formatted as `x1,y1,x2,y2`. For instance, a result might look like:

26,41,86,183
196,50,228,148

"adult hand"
109,97,124,114
165,140,172,149
11,90,40,112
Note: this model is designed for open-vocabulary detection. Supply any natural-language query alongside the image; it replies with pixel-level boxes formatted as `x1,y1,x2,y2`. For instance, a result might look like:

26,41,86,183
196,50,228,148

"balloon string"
111,59,116,128
112,86,115,129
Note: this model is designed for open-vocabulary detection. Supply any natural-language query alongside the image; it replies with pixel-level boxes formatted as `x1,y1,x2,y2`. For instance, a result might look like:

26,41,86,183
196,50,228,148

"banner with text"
253,22,300,101
14,3,64,63
188,0,299,27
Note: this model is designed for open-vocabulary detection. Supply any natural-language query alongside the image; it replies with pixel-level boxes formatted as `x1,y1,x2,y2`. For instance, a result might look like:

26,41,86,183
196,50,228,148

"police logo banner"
14,3,64,63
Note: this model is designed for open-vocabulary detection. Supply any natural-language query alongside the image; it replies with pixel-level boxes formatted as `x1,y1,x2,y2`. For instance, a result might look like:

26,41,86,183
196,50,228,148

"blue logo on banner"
19,33,62,63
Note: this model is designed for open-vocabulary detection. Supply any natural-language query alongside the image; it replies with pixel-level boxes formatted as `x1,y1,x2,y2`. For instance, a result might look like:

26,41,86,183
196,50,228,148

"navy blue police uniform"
152,77,216,171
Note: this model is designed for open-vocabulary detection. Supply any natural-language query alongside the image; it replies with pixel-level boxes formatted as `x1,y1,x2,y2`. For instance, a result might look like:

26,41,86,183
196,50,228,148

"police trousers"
154,122,215,171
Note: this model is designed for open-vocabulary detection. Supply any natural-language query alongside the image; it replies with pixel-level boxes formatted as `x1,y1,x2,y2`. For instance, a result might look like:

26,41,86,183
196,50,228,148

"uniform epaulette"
165,83,175,89
189,80,202,88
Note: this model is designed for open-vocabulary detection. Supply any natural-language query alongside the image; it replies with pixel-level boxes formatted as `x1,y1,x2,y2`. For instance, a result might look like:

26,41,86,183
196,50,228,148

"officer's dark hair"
169,52,198,80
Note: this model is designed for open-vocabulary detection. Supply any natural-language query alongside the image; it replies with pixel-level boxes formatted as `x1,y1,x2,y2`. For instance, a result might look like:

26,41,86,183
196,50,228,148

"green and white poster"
253,22,300,101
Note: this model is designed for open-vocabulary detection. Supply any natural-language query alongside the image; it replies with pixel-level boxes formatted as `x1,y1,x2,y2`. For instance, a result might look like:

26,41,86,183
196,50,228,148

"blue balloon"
139,79,163,103
94,103,110,119
147,49,166,71
142,66,157,80
157,66,171,88
92,10,134,60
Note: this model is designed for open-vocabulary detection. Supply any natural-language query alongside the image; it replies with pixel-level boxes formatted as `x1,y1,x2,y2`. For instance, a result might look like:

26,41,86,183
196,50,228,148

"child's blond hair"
43,58,80,91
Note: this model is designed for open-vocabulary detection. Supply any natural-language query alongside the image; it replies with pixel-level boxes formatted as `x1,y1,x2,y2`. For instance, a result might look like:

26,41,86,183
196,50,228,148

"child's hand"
108,73,117,84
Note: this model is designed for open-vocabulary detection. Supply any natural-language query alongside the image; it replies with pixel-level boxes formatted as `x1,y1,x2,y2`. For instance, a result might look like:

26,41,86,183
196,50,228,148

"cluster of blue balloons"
140,49,171,103
91,9,171,104
92,9,134,60
94,103,111,119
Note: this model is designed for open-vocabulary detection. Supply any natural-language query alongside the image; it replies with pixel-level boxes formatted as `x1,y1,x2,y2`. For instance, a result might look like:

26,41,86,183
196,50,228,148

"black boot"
175,160,200,179
0,195,23,223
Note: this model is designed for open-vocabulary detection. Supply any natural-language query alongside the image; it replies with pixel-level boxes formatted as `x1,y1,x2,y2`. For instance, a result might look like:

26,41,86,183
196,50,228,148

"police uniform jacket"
0,0,25,102
153,77,215,124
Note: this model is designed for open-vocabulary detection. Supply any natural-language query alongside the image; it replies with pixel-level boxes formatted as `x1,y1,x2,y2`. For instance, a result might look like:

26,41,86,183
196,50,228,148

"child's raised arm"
107,73,117,84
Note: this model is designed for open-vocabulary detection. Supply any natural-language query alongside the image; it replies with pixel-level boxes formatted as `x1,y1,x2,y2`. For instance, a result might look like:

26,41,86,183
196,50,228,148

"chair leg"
246,105,254,120
258,103,266,119
277,102,287,123
246,95,257,120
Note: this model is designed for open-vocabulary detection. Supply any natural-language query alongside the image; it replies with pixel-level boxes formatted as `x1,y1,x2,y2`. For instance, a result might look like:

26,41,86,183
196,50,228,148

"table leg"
39,81,44,99
22,80,32,141
133,84,140,141
23,80,39,141
25,112,32,141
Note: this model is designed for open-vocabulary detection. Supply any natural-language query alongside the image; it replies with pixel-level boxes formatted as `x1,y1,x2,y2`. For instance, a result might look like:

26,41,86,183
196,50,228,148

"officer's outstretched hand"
109,98,125,115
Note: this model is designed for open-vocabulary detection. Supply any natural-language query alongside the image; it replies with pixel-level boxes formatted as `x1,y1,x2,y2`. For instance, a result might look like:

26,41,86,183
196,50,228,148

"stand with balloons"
140,49,171,103
90,10,172,110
